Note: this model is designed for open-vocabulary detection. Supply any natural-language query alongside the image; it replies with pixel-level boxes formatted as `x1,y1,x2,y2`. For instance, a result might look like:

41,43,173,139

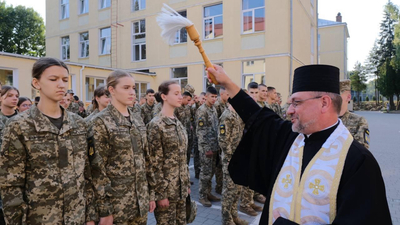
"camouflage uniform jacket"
175,105,191,131
340,111,370,149
0,105,95,224
218,109,244,164
0,111,12,147
147,115,190,201
214,99,227,119
84,108,100,125
67,102,80,114
153,102,162,118
86,104,94,115
191,103,201,129
141,102,155,124
129,104,142,119
195,104,219,153
89,103,156,223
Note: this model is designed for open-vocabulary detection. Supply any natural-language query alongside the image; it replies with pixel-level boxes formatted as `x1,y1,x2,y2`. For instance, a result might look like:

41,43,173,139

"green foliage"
353,96,357,102
349,62,367,105
366,96,369,101
0,2,45,56
373,96,376,101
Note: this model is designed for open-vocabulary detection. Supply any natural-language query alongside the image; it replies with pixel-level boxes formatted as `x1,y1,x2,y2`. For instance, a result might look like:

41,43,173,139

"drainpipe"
289,0,293,94
316,0,319,64
80,66,85,101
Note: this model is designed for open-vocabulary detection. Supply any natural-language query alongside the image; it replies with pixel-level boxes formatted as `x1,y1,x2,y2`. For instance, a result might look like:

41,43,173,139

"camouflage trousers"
240,186,254,208
186,128,193,165
154,199,186,225
215,149,223,193
222,163,241,224
118,214,148,225
193,135,200,177
199,151,217,199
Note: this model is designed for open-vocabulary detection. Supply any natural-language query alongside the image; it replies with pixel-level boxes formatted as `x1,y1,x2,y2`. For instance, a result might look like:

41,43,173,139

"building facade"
45,0,319,102
318,13,350,80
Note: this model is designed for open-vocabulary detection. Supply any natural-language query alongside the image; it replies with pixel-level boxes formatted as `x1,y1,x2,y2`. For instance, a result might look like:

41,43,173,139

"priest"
206,64,392,225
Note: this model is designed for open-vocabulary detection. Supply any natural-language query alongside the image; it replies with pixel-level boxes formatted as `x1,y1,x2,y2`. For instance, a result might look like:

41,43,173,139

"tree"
350,62,367,106
365,40,381,104
0,2,45,56
376,1,400,110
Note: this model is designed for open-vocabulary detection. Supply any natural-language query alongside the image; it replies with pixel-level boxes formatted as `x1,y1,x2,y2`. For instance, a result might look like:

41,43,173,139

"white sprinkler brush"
156,4,218,84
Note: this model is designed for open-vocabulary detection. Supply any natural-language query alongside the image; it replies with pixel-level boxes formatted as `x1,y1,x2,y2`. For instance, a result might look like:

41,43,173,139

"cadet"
196,86,221,207
66,89,80,114
139,93,147,106
17,96,33,113
84,85,110,124
219,104,248,225
339,79,370,149
147,81,191,225
214,87,229,118
191,92,205,179
247,82,259,101
89,70,156,225
256,83,268,107
0,86,19,224
175,91,192,164
74,95,87,117
129,92,142,119
141,89,156,124
184,84,196,165
0,57,95,225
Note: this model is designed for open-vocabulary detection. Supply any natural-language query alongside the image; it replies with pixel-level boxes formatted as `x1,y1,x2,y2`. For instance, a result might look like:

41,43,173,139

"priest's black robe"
228,89,392,225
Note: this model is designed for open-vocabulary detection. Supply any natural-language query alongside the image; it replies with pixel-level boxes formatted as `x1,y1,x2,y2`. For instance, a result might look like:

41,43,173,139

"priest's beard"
291,117,317,134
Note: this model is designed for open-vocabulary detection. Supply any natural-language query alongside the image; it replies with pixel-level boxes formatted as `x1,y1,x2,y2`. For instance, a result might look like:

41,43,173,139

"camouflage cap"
184,84,195,95
340,79,351,93
67,89,74,94
140,93,146,99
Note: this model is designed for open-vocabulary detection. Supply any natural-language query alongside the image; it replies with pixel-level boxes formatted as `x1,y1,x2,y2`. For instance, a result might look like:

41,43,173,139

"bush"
366,96,369,101
353,96,357,102
373,96,376,101
359,96,362,102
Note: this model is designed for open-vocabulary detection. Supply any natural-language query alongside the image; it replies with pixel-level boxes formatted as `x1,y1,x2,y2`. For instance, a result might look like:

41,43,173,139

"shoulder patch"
364,129,370,145
220,124,225,134
87,136,95,157
198,118,204,127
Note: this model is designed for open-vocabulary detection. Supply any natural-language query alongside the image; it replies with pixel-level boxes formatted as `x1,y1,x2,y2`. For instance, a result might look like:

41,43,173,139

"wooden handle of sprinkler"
186,25,219,85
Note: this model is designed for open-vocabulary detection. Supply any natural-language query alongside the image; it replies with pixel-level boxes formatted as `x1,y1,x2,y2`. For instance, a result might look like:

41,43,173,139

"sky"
3,0,399,71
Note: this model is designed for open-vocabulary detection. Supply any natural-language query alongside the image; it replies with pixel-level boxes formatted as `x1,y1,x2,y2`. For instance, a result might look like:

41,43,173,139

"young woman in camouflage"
147,81,191,225
84,85,110,124
0,57,96,225
89,70,156,225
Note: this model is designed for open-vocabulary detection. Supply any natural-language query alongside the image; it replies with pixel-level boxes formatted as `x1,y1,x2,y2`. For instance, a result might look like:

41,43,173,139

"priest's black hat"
292,65,340,94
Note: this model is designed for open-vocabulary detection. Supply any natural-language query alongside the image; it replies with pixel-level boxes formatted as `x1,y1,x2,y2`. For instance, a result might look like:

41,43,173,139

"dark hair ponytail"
154,92,162,103
157,80,178,105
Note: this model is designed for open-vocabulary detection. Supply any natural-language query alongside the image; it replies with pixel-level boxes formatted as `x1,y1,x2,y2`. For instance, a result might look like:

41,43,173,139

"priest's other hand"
207,65,240,98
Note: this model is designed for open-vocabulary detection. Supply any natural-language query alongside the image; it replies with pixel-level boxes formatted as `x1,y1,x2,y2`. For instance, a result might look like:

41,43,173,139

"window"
79,0,88,14
85,77,105,101
242,60,265,88
60,0,69,19
204,4,223,39
61,36,70,60
132,20,146,61
204,63,223,92
242,0,265,33
135,82,148,99
99,0,110,9
132,0,145,11
175,11,188,44
100,27,111,55
171,67,188,91
0,69,13,86
79,32,89,58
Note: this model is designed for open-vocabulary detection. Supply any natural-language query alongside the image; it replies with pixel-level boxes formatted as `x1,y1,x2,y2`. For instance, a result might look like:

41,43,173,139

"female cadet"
0,86,19,118
17,97,33,113
0,57,95,225
89,70,156,225
84,85,110,123
147,81,191,225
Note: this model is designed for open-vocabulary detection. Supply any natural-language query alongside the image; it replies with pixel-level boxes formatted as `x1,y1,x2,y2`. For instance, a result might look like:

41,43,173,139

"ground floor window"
85,76,105,102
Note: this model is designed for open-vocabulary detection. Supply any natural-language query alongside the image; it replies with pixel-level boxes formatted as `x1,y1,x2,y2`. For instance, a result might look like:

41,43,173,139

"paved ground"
357,111,400,224
147,111,400,225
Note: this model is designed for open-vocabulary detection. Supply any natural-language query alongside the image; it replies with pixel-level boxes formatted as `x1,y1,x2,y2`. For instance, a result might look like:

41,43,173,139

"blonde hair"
107,70,133,89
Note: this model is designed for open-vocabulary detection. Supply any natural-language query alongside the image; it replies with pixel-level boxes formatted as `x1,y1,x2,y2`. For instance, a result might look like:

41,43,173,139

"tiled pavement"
147,160,264,225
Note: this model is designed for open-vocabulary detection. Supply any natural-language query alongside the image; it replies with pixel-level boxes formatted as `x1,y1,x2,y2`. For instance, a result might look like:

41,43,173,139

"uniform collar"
29,104,77,135
107,103,132,127
160,114,178,126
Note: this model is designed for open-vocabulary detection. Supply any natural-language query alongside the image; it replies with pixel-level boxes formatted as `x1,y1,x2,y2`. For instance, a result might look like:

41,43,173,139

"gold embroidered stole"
268,122,353,224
